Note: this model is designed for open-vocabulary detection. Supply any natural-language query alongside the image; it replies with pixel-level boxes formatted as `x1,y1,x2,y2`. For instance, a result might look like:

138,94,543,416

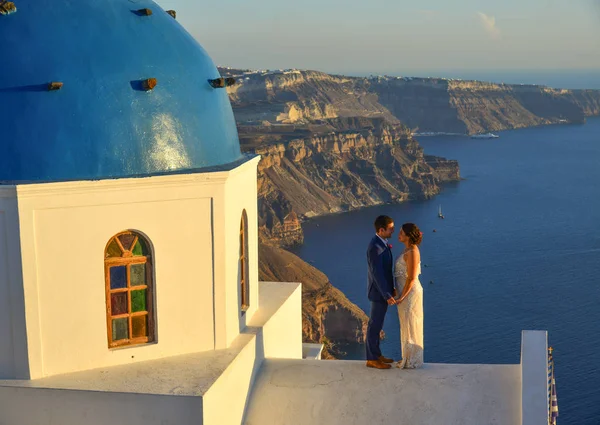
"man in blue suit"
366,215,396,369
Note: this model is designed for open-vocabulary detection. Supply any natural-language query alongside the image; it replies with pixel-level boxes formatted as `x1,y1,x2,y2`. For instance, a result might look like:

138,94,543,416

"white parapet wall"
203,281,302,425
521,330,549,425
0,281,302,425
302,343,324,360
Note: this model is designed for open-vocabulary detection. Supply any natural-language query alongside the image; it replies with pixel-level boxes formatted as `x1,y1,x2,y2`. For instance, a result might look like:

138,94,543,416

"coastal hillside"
371,78,600,134
258,244,369,358
222,68,600,135
221,67,600,357
222,67,600,245
255,119,459,245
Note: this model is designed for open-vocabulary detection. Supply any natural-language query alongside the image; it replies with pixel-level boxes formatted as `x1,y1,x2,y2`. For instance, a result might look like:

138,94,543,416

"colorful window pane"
110,292,128,316
118,234,136,251
132,239,147,256
131,315,148,338
130,264,145,286
112,318,129,341
106,240,122,258
132,241,142,256
105,231,153,348
109,266,127,289
131,289,147,312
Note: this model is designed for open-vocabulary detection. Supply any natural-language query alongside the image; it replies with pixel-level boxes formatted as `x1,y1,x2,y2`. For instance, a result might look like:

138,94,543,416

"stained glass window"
240,210,249,312
112,318,129,341
110,266,127,289
106,240,122,258
111,293,128,316
104,231,154,348
130,264,145,286
118,233,136,251
131,316,148,339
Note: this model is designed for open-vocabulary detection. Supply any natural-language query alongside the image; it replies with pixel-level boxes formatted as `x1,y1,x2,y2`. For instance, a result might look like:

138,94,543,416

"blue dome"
0,0,242,182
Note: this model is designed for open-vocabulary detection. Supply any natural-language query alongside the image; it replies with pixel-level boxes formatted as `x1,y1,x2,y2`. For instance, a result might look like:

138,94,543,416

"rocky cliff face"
222,68,600,135
256,124,459,245
258,244,369,358
225,69,400,125
371,79,591,135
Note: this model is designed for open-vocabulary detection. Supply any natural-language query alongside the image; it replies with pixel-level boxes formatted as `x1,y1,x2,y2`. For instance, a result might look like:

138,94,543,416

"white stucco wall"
8,155,260,379
0,386,204,425
0,190,29,380
203,335,259,425
203,281,302,425
217,158,260,348
260,283,302,359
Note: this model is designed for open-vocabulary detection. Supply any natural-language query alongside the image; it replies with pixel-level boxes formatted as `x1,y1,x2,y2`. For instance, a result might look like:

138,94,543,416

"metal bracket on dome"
166,10,176,19
48,82,63,91
208,77,236,89
135,8,152,16
0,1,17,15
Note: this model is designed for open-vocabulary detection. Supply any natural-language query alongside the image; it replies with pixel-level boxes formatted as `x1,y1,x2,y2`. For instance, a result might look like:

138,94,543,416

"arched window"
104,231,154,348
239,210,249,312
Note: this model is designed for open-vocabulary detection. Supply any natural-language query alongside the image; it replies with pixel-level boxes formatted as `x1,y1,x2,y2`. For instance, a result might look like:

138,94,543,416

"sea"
290,116,600,424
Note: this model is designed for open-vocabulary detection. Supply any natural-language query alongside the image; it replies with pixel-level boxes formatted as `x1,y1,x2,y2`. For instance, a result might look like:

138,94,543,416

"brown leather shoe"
366,360,392,369
379,355,394,364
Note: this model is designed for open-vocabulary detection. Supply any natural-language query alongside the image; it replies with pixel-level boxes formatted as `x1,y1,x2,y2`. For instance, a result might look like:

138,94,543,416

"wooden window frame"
240,211,249,312
104,232,155,349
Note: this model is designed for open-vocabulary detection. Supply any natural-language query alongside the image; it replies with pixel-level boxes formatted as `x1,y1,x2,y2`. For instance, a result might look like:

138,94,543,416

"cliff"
258,244,369,358
371,79,600,134
221,67,600,243
256,122,459,244
225,69,400,126
222,68,600,135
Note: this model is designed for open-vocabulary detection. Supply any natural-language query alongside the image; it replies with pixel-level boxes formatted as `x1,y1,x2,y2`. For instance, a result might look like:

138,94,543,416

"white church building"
0,0,553,424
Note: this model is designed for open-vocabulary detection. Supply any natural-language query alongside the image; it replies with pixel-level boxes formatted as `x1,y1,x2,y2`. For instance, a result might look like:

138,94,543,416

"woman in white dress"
394,223,424,369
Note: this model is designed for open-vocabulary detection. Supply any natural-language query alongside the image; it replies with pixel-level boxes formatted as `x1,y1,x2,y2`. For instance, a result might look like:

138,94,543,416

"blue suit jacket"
367,235,394,302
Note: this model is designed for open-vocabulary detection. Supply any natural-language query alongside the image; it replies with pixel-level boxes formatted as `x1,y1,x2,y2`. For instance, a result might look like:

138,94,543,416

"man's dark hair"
374,215,394,232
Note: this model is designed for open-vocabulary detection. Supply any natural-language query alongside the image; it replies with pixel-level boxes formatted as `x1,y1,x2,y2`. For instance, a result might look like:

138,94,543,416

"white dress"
394,253,424,369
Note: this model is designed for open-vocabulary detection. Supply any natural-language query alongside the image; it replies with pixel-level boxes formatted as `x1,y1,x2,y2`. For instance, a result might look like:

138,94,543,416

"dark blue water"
290,118,600,424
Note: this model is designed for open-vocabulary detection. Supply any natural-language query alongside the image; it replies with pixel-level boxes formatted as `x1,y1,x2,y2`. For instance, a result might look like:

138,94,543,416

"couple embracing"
366,215,424,370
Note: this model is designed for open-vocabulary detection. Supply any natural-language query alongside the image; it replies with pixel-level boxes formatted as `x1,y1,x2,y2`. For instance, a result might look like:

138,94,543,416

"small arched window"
104,231,154,348
239,210,249,312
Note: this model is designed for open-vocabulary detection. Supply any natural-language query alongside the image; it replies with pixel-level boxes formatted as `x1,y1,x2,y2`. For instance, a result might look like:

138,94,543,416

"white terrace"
1,281,550,425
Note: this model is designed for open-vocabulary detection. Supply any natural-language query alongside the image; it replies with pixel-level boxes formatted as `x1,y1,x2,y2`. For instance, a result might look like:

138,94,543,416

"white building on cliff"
0,0,553,424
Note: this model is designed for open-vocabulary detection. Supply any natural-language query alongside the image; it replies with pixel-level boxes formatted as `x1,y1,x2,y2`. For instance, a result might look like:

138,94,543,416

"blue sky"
156,0,600,76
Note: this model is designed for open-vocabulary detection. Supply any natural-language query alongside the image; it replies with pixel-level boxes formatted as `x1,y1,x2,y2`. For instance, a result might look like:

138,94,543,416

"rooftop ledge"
244,360,522,425
0,281,300,397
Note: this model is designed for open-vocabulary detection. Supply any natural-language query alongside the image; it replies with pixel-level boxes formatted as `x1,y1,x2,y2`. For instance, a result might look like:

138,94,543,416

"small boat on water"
471,132,499,139
438,205,445,219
